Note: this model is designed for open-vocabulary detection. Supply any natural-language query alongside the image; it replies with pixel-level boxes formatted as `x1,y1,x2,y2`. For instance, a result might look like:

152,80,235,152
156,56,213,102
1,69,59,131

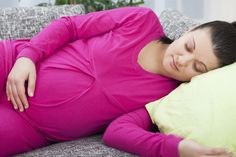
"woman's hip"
0,40,17,97
20,84,121,142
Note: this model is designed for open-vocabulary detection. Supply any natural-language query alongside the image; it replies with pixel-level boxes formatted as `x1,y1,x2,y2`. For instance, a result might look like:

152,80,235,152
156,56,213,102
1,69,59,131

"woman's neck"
138,40,169,75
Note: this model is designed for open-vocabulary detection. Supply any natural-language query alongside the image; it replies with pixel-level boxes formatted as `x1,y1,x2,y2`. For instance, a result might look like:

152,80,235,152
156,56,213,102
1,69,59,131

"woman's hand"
6,57,36,112
179,139,234,157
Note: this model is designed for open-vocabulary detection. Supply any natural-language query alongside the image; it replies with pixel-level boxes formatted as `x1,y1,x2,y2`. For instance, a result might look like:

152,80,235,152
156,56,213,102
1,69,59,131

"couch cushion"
14,135,137,157
159,9,200,40
0,5,85,40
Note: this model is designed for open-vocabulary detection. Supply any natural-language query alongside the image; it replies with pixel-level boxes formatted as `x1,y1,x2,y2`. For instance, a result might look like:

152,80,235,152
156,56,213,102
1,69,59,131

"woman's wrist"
16,46,41,64
164,134,183,157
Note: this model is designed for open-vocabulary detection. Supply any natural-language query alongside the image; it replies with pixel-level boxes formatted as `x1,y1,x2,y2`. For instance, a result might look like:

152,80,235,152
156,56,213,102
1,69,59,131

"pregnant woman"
0,7,235,156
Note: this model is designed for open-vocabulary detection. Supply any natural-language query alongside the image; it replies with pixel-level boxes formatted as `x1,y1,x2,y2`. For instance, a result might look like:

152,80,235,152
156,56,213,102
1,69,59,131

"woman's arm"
9,7,162,111
103,108,182,157
103,108,231,157
17,7,161,64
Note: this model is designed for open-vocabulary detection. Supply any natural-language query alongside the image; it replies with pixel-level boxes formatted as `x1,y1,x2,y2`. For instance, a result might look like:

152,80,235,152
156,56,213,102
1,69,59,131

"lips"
171,56,179,71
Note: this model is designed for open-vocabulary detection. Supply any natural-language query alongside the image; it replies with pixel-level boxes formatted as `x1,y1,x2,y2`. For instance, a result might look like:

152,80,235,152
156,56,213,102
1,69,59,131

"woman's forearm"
16,7,161,64
103,108,182,157
16,17,77,64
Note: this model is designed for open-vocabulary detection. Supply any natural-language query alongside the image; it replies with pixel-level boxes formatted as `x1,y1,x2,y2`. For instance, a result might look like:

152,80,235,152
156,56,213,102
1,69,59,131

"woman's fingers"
202,147,234,157
27,72,36,97
8,83,21,111
204,147,227,155
6,82,18,110
6,81,11,101
7,78,28,112
11,83,25,112
16,80,29,109
203,152,235,157
179,139,233,157
6,57,36,111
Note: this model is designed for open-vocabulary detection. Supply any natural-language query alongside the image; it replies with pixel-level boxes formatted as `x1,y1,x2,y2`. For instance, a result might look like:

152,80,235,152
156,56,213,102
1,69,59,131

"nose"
176,54,194,67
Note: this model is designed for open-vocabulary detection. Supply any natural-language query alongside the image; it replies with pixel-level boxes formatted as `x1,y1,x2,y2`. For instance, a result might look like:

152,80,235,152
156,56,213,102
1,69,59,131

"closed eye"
185,43,192,52
184,43,194,52
193,61,207,73
185,37,195,52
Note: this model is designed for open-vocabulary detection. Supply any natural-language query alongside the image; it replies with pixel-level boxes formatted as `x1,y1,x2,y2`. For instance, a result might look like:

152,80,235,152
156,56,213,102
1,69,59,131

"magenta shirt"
3,7,181,157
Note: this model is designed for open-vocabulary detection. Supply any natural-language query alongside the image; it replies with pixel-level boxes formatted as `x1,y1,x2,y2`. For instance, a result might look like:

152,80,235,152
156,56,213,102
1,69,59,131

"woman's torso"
1,14,180,141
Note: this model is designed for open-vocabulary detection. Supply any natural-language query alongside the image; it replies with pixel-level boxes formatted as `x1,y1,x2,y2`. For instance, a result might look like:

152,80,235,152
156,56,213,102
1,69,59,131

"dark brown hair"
160,21,236,67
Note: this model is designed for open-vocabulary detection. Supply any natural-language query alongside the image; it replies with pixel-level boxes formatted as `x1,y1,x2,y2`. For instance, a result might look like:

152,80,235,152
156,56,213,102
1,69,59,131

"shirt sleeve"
102,108,182,157
16,6,163,64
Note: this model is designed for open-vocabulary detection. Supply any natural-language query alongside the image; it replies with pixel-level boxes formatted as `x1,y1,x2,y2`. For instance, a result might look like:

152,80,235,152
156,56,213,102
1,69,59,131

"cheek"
165,43,181,59
165,44,175,56
163,46,175,71
164,63,198,81
163,54,173,72
179,69,200,81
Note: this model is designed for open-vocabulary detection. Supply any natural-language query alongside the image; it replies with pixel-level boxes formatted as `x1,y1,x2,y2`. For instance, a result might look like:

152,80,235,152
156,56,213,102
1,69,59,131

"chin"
172,75,190,82
178,76,191,82
171,76,182,81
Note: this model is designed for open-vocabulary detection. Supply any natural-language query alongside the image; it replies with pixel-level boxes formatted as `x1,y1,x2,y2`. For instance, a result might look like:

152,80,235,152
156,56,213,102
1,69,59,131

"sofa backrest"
0,6,198,40
159,9,199,40
0,5,85,40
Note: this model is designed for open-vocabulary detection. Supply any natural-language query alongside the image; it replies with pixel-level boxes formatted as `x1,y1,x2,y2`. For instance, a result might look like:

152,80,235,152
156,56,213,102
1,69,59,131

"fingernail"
29,93,34,97
14,106,18,110
20,108,24,112
25,105,29,109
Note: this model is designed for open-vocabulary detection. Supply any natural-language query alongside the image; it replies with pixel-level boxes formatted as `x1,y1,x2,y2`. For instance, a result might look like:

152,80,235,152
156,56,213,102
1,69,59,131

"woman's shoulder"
120,6,154,11
115,7,161,27
110,6,157,17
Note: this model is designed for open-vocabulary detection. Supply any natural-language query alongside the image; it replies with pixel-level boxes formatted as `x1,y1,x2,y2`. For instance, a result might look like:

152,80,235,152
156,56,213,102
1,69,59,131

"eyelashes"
193,61,206,73
185,42,193,52
185,42,205,73
193,62,202,73
184,40,208,73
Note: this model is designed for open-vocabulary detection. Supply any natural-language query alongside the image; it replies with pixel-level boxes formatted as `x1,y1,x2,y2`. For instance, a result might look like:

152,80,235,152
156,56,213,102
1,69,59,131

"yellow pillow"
146,63,236,155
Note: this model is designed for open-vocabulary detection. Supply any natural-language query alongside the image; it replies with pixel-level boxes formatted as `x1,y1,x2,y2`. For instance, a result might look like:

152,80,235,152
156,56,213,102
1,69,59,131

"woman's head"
161,21,236,81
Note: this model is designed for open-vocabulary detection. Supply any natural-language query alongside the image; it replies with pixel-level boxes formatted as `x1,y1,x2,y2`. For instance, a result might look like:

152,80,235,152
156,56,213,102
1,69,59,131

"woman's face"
163,28,220,81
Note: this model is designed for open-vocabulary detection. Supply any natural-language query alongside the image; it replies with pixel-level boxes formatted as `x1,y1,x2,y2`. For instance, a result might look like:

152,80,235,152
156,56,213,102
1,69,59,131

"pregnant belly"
20,56,99,141
29,67,94,106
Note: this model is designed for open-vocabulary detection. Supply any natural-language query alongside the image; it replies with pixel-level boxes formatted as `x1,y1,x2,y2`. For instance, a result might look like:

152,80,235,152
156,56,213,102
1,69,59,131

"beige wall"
204,0,236,22
18,0,55,6
145,0,236,22
0,0,55,7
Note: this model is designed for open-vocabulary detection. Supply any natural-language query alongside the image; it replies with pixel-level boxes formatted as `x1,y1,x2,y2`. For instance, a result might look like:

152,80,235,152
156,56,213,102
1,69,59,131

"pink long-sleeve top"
103,108,182,157
3,6,181,157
